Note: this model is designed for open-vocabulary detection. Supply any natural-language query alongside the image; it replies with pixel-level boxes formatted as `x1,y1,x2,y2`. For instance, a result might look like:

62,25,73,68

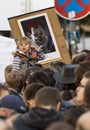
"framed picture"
8,7,71,66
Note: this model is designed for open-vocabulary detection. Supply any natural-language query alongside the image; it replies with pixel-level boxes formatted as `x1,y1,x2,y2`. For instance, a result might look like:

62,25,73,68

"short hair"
35,87,61,108
4,64,12,74
49,61,65,72
6,71,24,92
27,70,51,86
46,121,74,130
71,52,87,64
4,64,12,82
24,66,42,82
74,61,90,85
0,83,9,96
84,80,90,108
83,70,90,79
24,82,45,101
41,67,56,87
16,36,32,48
64,105,86,127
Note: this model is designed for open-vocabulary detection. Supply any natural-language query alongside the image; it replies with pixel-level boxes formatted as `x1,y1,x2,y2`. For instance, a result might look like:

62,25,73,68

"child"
12,36,45,72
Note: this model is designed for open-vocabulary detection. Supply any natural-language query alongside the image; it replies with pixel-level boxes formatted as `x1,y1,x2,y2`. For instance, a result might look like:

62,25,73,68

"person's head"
6,71,24,92
84,80,90,108
24,65,42,87
4,64,12,82
54,64,78,90
71,52,87,64
76,70,90,105
76,112,90,130
41,67,56,87
35,87,61,110
74,61,90,86
27,70,51,86
24,82,45,108
0,83,9,100
49,61,65,73
16,37,32,53
64,105,86,127
0,94,26,116
61,90,75,100
84,52,90,62
46,121,74,130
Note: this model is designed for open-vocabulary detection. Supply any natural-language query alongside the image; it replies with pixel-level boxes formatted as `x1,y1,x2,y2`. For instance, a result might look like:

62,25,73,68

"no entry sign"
54,0,90,20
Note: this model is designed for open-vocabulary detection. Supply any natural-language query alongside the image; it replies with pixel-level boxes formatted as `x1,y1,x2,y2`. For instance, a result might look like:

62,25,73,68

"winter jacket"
12,49,45,72
11,107,63,130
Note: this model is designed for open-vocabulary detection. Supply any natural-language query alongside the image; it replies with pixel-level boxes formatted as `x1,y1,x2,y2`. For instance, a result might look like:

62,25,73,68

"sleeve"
12,56,21,72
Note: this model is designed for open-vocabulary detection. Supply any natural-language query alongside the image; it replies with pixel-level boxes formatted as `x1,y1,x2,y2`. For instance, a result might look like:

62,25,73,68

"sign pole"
69,20,72,57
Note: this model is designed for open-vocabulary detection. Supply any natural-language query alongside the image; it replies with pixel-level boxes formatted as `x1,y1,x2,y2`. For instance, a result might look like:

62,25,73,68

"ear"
25,81,28,85
27,99,35,108
0,108,10,118
56,102,61,111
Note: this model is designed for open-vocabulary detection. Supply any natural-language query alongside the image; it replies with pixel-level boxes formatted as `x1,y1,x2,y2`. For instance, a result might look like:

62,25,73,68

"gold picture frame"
8,7,71,66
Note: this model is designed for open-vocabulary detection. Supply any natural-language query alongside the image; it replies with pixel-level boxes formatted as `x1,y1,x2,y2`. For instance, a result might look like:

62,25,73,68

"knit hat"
0,95,26,113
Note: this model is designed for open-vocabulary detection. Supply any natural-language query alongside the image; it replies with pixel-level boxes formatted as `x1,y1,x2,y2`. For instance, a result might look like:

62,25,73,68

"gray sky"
0,0,54,30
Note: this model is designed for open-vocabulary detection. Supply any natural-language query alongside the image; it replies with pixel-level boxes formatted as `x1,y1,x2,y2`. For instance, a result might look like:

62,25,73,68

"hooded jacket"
12,107,62,130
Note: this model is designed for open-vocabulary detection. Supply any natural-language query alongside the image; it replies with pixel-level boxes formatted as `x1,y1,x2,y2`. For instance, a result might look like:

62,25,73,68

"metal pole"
25,0,31,13
82,31,86,50
69,20,73,57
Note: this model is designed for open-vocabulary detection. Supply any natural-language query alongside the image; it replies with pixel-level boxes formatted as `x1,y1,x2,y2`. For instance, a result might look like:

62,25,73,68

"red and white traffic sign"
54,0,90,20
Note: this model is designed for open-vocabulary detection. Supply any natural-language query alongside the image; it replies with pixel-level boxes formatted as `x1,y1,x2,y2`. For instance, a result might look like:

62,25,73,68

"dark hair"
80,49,90,54
49,61,65,73
61,90,75,101
64,106,86,127
46,121,74,130
74,61,90,85
27,70,51,86
35,87,61,108
24,66,42,83
71,52,87,64
24,82,45,101
41,67,56,87
83,70,90,79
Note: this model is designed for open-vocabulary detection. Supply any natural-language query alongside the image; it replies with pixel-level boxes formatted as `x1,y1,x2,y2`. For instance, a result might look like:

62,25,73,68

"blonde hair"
17,36,32,49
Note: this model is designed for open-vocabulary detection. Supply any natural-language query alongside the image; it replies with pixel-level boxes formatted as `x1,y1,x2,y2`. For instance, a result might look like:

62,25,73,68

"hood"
22,107,62,129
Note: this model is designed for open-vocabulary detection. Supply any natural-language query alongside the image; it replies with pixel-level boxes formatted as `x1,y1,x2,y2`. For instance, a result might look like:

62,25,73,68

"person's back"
46,121,74,130
8,87,63,130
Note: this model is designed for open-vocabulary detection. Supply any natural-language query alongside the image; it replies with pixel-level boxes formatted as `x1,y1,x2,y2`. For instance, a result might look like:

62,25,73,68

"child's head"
17,37,32,53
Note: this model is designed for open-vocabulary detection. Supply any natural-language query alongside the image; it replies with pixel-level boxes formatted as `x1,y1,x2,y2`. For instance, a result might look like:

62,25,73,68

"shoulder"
9,113,37,130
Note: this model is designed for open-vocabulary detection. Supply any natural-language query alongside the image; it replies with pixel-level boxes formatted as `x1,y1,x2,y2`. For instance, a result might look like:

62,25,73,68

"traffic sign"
54,0,90,20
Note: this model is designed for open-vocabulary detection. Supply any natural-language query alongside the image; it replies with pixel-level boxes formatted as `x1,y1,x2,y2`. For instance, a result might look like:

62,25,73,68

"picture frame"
8,7,71,66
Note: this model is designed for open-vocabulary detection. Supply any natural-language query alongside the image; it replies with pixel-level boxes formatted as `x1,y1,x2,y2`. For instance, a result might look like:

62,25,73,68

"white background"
0,0,54,82
0,0,54,30
0,0,89,83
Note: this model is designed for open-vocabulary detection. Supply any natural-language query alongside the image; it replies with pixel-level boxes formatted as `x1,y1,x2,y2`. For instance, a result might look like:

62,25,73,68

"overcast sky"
0,0,54,30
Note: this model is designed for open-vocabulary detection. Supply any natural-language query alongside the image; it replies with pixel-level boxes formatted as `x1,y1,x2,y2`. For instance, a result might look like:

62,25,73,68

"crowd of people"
0,36,90,130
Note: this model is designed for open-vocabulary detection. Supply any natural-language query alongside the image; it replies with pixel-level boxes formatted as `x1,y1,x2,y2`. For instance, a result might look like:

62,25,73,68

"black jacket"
12,107,62,130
